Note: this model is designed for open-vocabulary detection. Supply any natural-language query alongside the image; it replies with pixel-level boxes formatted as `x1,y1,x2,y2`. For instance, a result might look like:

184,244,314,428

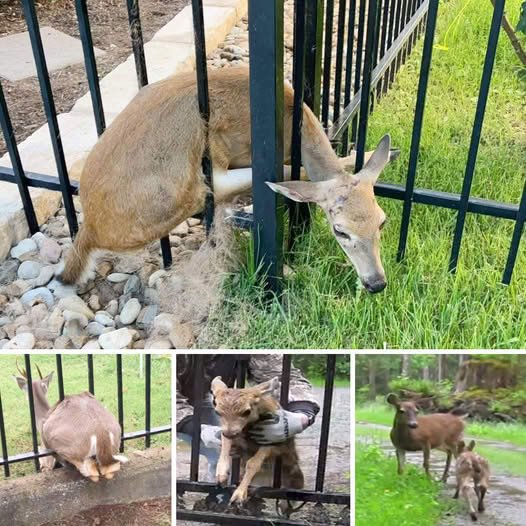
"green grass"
356,444,452,526
0,354,171,478
204,0,526,349
475,444,526,477
308,376,351,387
356,402,526,447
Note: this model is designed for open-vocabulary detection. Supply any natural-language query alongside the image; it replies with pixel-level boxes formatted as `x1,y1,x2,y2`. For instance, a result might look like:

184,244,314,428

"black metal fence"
0,354,171,478
176,354,350,526
1,0,522,294
248,0,525,291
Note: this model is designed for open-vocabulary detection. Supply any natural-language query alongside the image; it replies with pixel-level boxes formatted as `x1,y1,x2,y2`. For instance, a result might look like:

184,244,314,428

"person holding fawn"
176,354,319,484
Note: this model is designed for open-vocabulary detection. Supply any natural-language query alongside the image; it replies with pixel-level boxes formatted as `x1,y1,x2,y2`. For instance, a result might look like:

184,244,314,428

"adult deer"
387,393,465,482
14,361,127,481
61,67,398,293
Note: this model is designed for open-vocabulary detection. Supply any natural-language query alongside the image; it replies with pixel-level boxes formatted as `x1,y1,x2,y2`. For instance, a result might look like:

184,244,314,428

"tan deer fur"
387,393,465,482
15,366,127,482
454,440,490,522
61,66,396,293
211,376,303,507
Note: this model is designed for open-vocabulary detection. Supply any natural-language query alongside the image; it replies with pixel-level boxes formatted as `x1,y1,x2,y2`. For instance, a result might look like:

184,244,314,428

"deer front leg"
216,434,232,486
442,450,452,482
396,448,406,475
422,445,431,478
230,447,273,506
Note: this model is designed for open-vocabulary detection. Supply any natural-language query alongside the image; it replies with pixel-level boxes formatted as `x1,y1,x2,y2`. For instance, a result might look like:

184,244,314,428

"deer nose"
364,278,387,293
408,422,418,429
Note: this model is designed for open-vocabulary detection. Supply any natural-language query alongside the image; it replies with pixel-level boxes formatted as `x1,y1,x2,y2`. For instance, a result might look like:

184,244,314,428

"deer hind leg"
478,485,487,512
422,445,431,478
278,453,304,517
71,458,100,482
230,447,273,506
442,450,452,482
461,484,478,521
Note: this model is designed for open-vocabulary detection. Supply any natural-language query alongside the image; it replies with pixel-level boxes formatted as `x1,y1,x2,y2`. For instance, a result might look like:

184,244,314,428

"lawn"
203,0,526,349
356,401,526,447
0,354,171,478
355,444,452,526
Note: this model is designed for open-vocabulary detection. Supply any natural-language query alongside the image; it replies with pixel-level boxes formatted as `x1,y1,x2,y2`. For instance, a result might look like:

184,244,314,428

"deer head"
211,376,280,439
267,135,391,293
387,393,420,429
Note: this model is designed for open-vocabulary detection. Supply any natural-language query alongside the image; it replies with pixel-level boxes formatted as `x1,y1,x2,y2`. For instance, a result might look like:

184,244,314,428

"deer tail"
472,459,482,474
112,454,129,463
95,433,116,467
60,225,95,284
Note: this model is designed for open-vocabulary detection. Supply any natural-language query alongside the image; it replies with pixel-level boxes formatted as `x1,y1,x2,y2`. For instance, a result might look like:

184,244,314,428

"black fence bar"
75,0,105,136
21,0,78,237
273,355,291,489
127,0,148,88
397,0,439,261
332,0,347,123
55,355,65,401
351,0,367,143
249,0,285,293
0,81,39,234
145,354,151,448
0,391,9,477
231,358,248,485
314,355,336,492
191,0,215,233
117,354,125,452
355,0,380,171
122,425,171,441
288,0,310,237
448,0,505,273
321,0,335,127
341,0,357,152
24,355,40,472
190,354,204,481
304,0,324,116
177,510,309,526
87,354,95,395
502,180,526,284
177,480,350,505
0,167,79,193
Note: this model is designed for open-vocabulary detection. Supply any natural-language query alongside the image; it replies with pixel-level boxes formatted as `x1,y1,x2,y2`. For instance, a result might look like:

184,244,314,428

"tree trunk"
437,355,443,382
422,365,430,381
455,358,517,392
368,357,377,400
401,354,411,376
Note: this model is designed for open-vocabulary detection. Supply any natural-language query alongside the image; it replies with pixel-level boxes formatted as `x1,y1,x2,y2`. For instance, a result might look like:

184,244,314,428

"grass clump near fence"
0,354,171,478
356,444,450,526
204,0,526,349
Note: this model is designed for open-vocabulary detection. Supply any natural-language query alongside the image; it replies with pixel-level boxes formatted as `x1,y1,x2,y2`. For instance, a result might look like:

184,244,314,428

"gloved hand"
200,424,222,450
248,409,308,445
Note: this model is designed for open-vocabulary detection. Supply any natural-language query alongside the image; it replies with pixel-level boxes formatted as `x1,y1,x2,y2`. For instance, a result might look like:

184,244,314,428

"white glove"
200,424,222,450
248,409,308,445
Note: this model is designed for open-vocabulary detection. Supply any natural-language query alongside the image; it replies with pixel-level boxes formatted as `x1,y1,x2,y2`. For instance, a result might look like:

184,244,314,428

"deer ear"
386,393,399,407
14,376,28,392
42,372,54,389
256,377,280,397
468,440,476,451
356,134,391,184
266,180,328,203
211,376,227,396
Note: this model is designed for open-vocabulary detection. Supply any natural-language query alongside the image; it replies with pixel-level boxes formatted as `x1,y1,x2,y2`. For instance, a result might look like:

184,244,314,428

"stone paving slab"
0,26,105,81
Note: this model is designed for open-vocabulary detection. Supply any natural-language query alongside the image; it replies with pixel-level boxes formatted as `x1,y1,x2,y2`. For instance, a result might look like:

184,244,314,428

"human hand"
248,409,308,445
200,424,222,450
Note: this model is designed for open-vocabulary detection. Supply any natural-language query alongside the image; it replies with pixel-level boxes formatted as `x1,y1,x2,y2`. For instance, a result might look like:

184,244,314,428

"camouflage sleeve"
176,375,194,431
247,354,320,415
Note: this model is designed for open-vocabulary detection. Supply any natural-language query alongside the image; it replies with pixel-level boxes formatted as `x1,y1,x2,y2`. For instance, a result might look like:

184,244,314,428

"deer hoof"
470,513,478,521
89,475,100,483
230,487,248,506
216,472,229,486
104,473,114,480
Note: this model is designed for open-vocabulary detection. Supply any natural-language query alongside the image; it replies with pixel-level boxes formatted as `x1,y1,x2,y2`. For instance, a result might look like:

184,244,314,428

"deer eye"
333,225,350,240
399,408,405,413
242,409,251,417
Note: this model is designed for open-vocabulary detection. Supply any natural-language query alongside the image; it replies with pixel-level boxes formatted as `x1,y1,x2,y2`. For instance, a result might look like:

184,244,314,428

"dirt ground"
41,497,171,526
0,0,189,156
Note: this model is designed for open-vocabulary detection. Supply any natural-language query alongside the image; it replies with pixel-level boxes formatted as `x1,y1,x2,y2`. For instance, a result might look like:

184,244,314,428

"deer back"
41,392,121,465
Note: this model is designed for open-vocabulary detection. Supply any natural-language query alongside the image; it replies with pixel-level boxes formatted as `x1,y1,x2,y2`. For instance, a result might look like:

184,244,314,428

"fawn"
61,67,398,293
210,376,304,507
15,361,127,481
387,393,465,482
454,440,490,521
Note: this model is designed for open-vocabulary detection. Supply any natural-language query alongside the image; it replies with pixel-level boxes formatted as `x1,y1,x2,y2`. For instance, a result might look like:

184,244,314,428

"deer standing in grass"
387,393,465,482
454,440,490,522
210,376,304,507
14,362,127,482
61,67,397,293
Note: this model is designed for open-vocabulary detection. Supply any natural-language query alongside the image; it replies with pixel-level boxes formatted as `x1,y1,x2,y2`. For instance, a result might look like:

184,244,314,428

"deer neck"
300,105,345,182
32,388,51,431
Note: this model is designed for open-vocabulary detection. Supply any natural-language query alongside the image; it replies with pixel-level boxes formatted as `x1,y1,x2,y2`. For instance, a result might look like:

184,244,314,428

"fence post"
0,391,9,477
249,0,285,294
304,0,324,116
